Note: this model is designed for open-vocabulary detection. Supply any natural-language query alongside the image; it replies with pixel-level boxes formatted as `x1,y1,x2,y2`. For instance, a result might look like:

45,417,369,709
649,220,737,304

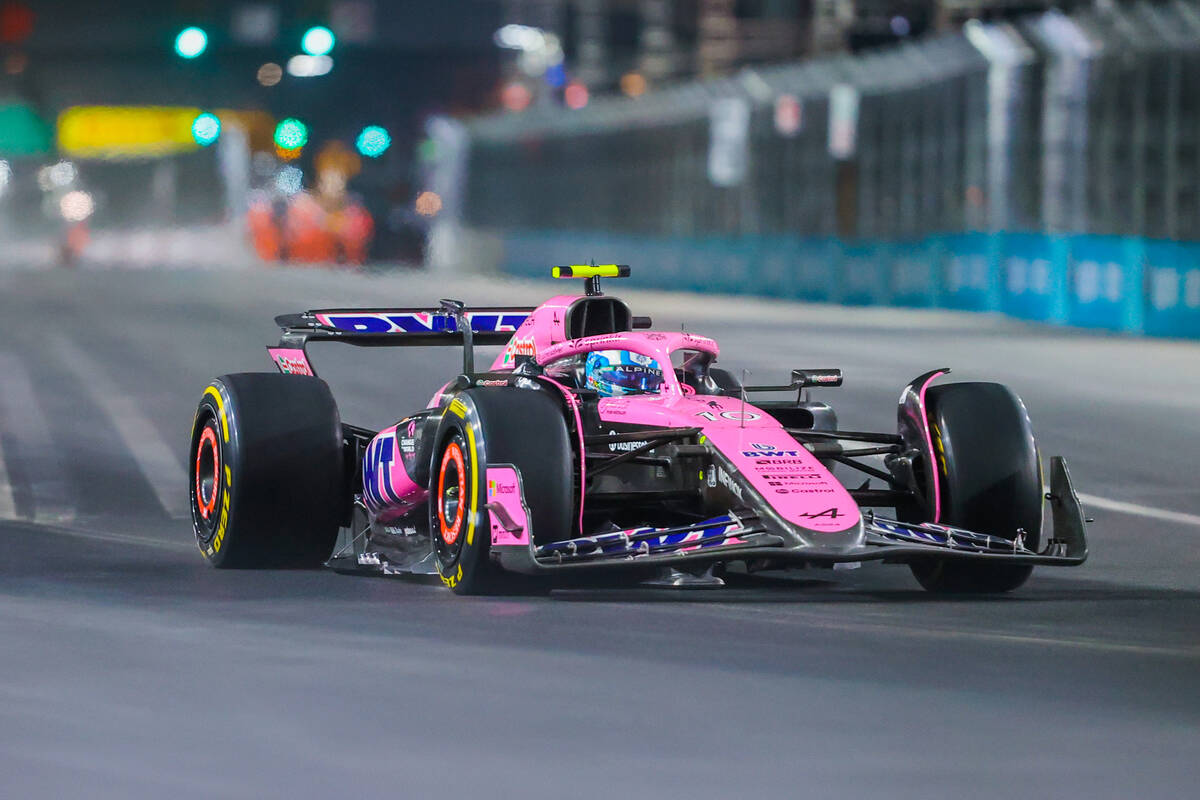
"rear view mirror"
738,368,844,394
791,369,843,388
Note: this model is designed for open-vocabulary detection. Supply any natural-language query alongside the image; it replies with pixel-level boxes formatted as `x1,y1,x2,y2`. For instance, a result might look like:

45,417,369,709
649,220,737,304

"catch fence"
450,0,1200,338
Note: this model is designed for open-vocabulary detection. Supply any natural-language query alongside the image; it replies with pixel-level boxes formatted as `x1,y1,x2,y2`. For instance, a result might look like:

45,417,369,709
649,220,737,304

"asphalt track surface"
1,264,1198,799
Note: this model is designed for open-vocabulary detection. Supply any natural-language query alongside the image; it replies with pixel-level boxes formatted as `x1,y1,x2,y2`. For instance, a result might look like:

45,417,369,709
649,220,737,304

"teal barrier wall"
500,230,1200,340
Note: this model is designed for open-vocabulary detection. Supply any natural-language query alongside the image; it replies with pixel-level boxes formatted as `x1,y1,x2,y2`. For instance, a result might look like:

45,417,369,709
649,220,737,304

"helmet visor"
586,350,665,395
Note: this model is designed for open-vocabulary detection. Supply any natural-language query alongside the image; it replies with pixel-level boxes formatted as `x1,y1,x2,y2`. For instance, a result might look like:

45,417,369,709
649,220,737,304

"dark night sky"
3,2,508,157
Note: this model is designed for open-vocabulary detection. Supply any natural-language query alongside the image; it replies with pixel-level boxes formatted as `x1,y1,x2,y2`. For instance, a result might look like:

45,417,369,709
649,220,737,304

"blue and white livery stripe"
316,311,529,334
362,430,398,509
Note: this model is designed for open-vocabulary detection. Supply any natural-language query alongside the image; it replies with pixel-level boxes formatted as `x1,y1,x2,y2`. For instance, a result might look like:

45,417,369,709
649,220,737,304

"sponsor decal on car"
214,465,231,552
502,336,536,365
798,507,842,518
364,429,422,510
362,431,396,508
608,429,651,452
716,466,743,501
681,333,717,349
275,354,313,375
268,348,314,376
486,466,529,546
318,311,528,334
760,473,823,480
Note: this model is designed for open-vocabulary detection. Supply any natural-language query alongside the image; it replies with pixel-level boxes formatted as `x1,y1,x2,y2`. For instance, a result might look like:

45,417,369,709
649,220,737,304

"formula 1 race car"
188,265,1088,594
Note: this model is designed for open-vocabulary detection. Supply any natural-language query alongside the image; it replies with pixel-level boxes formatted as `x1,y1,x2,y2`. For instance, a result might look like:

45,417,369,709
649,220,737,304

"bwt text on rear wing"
268,300,534,377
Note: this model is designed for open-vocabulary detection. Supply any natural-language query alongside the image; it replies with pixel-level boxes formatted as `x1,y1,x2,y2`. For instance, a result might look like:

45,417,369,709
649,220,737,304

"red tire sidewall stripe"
195,425,219,520
437,441,466,545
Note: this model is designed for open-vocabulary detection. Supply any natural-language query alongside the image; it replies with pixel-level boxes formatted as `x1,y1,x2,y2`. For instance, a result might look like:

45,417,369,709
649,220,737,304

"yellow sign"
58,106,203,159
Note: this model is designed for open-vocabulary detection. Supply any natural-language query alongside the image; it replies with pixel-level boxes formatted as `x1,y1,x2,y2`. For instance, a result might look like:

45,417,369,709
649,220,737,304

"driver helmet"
585,350,665,397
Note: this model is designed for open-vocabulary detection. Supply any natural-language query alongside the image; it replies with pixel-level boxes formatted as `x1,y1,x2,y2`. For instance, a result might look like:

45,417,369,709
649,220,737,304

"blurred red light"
0,2,34,44
501,82,532,112
564,82,588,110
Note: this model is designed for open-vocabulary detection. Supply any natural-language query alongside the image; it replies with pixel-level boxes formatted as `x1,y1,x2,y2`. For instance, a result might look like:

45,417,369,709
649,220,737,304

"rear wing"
268,301,533,377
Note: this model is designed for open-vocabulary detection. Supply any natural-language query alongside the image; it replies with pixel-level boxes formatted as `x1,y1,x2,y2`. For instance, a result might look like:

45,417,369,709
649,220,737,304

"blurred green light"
355,125,391,158
274,118,309,149
301,26,335,57
175,27,208,59
191,112,221,146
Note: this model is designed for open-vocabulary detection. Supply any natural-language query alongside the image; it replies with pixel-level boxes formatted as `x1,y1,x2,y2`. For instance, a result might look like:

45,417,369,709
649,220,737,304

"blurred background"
0,0,1198,336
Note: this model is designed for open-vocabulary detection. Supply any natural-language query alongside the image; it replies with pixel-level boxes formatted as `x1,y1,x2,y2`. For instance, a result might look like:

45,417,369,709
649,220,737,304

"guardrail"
498,230,1200,339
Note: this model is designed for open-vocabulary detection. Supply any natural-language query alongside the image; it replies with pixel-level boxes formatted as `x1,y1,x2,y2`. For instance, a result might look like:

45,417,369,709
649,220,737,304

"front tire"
909,382,1042,593
431,387,573,595
189,373,344,568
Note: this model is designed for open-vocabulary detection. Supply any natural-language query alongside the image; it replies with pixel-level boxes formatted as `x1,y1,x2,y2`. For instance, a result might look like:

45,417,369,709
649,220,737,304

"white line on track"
0,519,194,552
52,336,190,520
0,421,15,519
0,352,75,525
1078,492,1200,529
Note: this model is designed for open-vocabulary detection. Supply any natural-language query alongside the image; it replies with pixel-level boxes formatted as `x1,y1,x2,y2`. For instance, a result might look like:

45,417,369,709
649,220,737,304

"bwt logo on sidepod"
742,443,806,457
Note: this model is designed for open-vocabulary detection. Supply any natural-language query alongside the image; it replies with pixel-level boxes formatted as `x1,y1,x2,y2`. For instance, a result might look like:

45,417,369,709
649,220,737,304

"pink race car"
188,265,1087,594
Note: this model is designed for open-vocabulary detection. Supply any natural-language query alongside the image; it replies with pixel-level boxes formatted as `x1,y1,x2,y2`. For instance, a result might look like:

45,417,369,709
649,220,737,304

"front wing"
330,458,1088,578
511,457,1088,572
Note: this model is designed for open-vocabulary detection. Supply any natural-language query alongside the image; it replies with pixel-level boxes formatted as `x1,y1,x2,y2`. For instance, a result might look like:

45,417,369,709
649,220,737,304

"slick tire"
190,373,344,568
431,387,572,596
909,382,1042,594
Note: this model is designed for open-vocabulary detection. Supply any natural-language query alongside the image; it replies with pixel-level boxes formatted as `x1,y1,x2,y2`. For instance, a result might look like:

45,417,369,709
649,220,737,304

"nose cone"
700,426,865,551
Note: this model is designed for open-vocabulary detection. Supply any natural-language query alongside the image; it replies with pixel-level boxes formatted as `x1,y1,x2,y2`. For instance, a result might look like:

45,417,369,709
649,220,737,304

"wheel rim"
191,418,222,545
195,426,219,521
437,441,466,546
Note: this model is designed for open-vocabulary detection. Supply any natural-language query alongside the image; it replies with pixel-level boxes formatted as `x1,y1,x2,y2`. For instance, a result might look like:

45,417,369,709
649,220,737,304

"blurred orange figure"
327,203,373,264
247,198,284,260
247,160,374,265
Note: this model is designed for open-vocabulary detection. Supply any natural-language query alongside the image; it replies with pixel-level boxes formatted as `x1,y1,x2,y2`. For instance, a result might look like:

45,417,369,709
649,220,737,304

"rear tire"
431,387,572,595
908,382,1042,593
189,373,344,568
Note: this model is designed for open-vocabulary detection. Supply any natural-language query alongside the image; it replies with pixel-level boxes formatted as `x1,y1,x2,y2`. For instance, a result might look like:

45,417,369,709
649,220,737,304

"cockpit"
543,346,731,397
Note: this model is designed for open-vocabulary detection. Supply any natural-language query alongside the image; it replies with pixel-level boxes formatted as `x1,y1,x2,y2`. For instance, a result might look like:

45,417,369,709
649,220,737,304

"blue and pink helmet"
585,350,665,397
